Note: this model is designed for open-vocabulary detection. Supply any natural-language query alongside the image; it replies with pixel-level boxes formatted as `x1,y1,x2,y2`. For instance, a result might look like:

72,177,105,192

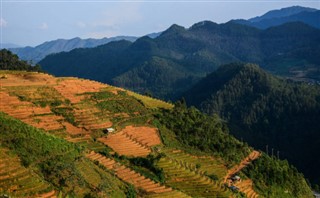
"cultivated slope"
0,68,313,197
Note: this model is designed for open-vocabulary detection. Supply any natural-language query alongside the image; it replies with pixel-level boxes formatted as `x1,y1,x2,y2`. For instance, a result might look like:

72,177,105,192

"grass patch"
127,91,173,110
51,106,77,125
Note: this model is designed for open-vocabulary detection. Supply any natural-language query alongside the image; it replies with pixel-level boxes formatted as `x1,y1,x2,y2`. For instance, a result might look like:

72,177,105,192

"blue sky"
1,0,319,47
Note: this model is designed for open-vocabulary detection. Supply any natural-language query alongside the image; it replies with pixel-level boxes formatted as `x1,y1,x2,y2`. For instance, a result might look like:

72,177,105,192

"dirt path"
224,150,261,183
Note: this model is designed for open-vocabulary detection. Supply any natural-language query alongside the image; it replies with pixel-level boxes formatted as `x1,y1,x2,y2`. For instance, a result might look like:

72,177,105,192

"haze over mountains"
233,6,320,29
9,36,137,63
8,6,319,66
40,20,320,100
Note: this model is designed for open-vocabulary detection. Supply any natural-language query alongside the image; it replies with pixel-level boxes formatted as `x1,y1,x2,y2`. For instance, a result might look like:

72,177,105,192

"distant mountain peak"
249,6,318,22
160,24,186,37
189,20,219,31
233,6,320,29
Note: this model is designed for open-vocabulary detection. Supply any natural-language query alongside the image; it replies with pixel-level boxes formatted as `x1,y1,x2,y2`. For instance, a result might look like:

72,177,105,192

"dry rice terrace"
0,71,261,197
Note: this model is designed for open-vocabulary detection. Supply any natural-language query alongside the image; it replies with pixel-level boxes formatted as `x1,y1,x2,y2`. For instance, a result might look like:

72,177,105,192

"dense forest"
183,62,320,186
155,100,251,165
243,154,313,197
0,49,42,72
39,21,320,100
154,102,313,197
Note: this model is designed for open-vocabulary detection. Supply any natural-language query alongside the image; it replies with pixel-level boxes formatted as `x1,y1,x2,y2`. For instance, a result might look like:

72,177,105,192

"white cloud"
76,21,86,28
39,22,48,30
0,18,7,27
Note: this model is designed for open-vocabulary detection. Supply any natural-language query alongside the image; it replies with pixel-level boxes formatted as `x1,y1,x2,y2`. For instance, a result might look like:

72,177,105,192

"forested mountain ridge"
40,21,320,100
0,49,42,72
183,62,320,186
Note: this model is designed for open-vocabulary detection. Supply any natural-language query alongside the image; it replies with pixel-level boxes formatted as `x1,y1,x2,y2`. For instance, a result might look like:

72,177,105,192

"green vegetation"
0,68,315,197
129,154,165,183
0,148,54,197
8,86,64,108
51,106,76,125
183,62,320,185
155,100,250,165
0,112,129,197
127,91,173,110
156,156,231,198
90,91,149,115
75,159,127,197
161,148,227,181
0,112,83,193
0,49,42,71
243,154,313,198
40,21,320,100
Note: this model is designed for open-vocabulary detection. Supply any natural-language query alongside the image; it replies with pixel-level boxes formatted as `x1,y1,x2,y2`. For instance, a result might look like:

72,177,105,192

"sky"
1,0,319,47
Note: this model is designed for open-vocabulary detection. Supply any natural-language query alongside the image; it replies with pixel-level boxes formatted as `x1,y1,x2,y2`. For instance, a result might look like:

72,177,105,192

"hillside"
9,36,137,63
39,21,320,100
183,63,320,186
0,55,313,197
233,6,320,29
0,49,42,72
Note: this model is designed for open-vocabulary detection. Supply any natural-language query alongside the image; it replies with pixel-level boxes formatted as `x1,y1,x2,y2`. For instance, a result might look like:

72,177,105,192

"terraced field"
224,150,261,197
75,159,127,197
98,130,152,157
224,150,261,182
0,148,57,198
0,71,264,197
156,156,231,198
162,149,228,181
72,104,113,130
53,78,108,104
0,92,65,131
121,126,161,147
127,91,173,110
234,179,259,198
86,151,190,197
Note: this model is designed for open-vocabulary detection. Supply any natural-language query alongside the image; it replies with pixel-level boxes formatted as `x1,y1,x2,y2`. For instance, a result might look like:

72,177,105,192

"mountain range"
1,51,314,197
233,6,320,29
4,5,320,189
40,21,320,100
9,36,137,63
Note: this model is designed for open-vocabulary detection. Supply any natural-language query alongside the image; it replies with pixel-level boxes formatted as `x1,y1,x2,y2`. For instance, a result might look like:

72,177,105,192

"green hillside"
39,21,320,100
183,62,320,186
0,54,313,197
0,49,42,72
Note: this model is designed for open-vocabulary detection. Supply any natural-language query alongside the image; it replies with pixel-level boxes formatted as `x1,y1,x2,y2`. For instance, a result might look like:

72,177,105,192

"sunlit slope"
0,70,312,197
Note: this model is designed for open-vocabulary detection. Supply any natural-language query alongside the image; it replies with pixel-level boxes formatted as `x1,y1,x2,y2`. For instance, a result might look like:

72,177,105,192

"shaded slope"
183,62,320,185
